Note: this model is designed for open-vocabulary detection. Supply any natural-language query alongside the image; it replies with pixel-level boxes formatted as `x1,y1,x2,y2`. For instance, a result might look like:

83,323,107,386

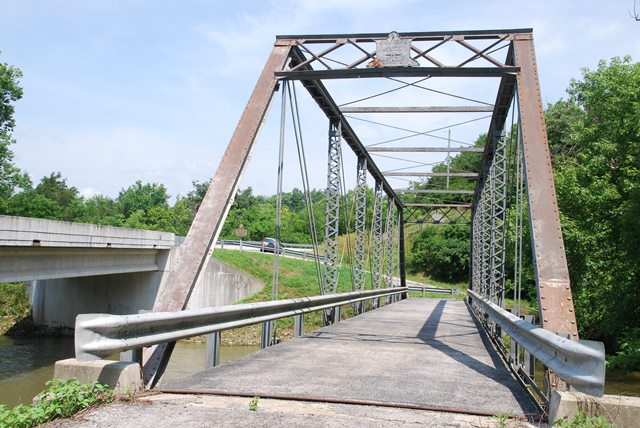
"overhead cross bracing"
139,28,594,405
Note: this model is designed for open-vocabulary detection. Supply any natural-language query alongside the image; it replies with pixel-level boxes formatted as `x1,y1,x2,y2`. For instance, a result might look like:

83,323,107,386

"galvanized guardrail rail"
75,287,407,361
467,289,605,398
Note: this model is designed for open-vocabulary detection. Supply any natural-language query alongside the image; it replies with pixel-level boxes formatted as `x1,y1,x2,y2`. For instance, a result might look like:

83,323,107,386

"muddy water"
1,335,638,407
0,336,258,407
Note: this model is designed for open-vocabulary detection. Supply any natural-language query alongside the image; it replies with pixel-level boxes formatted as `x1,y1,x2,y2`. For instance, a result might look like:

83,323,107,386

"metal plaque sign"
369,32,418,68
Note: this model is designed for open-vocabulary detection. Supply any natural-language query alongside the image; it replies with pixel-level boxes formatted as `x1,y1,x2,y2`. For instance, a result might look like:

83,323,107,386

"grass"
212,249,460,345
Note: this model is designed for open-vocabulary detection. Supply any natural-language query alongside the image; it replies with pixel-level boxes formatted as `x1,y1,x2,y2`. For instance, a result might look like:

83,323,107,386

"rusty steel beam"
384,172,478,177
276,67,519,80
341,106,495,113
141,43,292,387
276,28,533,43
368,147,484,153
513,34,578,339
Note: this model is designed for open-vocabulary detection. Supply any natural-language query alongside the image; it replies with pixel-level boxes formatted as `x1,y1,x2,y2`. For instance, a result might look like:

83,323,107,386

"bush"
409,225,470,282
607,328,640,371
0,379,114,427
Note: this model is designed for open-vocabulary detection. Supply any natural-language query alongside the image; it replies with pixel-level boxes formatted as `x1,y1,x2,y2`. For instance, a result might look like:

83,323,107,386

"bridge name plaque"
369,32,419,68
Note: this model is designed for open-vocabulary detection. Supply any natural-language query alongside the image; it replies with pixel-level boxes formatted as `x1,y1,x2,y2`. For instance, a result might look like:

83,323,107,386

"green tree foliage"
548,57,640,355
0,56,30,208
409,226,470,282
117,180,169,218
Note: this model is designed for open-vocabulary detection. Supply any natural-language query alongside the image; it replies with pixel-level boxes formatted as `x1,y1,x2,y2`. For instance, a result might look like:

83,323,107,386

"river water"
0,336,258,407
0,336,638,407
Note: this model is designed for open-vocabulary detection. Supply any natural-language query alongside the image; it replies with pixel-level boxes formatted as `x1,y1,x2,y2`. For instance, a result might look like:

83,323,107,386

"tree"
409,225,470,282
117,181,169,218
0,56,30,209
548,57,640,355
35,172,81,220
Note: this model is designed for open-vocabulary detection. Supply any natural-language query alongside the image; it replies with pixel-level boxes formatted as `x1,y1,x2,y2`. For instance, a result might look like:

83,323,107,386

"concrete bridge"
0,215,263,328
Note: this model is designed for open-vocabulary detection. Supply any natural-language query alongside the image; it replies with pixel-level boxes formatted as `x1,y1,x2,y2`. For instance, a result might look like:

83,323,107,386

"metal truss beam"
403,205,471,225
489,131,507,305
384,172,478,177
353,157,367,295
384,200,396,289
289,47,402,209
368,147,484,153
371,182,385,298
341,106,494,113
142,44,291,388
277,67,519,80
276,28,533,42
323,121,342,297
395,189,475,194
514,34,578,338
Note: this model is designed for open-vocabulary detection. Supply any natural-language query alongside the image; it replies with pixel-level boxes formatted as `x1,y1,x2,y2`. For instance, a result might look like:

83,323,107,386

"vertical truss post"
384,199,395,303
489,131,507,306
513,34,578,339
398,206,407,299
323,120,342,324
471,203,481,293
480,179,492,299
353,157,368,314
370,181,384,308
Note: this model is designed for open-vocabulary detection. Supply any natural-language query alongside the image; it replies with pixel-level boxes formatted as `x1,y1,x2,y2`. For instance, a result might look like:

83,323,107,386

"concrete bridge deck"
163,298,538,419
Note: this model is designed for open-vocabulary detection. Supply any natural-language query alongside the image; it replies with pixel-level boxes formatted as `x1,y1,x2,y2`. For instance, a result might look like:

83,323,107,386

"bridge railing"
467,290,605,400
75,286,407,361
215,240,318,260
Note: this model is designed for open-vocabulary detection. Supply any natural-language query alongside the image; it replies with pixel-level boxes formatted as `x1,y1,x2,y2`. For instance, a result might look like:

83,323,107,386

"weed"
492,411,511,427
553,409,616,427
0,379,114,428
249,396,260,411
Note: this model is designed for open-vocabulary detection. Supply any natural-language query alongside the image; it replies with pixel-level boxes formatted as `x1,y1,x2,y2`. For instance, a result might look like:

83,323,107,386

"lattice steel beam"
489,131,507,305
384,200,396,289
323,120,342,298
371,181,385,301
353,157,368,294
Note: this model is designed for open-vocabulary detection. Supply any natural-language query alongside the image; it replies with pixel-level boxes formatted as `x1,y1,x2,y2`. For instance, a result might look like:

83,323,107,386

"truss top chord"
404,203,472,208
384,172,479,177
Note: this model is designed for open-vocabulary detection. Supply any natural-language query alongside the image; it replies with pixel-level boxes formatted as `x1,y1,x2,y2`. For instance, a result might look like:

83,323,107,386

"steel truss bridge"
74,28,606,419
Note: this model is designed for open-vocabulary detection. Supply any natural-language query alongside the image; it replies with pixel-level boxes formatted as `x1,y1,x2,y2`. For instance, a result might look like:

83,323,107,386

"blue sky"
1,0,639,199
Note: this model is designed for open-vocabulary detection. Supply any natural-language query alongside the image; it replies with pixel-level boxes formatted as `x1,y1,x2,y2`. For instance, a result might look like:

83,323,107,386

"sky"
1,0,639,200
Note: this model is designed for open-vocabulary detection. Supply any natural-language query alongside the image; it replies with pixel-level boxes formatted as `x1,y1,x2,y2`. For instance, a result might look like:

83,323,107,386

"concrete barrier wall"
29,254,264,329
186,259,264,309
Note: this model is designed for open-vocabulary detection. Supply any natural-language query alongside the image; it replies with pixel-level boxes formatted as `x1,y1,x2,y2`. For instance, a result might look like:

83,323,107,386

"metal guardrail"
216,240,318,260
407,286,457,295
75,286,408,360
467,289,605,397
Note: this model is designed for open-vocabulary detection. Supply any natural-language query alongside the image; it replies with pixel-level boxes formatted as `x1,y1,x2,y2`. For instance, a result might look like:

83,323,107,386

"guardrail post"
334,306,341,323
294,314,304,337
261,321,273,349
120,348,142,365
205,332,221,368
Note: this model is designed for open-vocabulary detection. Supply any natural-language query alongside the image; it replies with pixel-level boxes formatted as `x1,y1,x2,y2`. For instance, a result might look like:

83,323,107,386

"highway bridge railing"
75,286,408,362
467,289,605,399
215,240,317,260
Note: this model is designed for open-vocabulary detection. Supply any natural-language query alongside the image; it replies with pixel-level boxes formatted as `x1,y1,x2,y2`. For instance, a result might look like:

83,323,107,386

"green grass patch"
212,249,463,344
0,379,114,427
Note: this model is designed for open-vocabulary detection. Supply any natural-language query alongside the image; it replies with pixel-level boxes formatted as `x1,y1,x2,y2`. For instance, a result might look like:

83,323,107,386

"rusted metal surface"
513,34,578,339
142,43,292,387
